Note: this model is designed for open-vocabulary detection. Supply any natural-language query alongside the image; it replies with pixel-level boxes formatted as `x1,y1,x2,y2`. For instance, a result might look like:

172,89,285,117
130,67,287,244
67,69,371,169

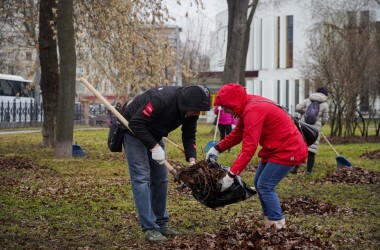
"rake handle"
320,131,340,156
213,107,222,141
164,137,185,154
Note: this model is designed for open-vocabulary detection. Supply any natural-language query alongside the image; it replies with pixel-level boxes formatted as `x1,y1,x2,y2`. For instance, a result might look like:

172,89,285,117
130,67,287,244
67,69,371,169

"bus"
0,73,38,122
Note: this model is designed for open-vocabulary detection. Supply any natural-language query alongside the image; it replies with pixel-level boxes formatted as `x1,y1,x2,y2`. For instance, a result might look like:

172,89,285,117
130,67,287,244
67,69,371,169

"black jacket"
122,86,210,161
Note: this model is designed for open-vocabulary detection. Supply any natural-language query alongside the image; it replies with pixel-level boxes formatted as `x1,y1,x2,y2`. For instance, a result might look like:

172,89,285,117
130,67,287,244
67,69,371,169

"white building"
209,0,380,113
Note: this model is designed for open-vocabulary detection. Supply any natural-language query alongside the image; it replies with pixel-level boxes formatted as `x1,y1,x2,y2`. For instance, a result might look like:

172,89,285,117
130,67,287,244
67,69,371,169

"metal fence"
0,100,43,124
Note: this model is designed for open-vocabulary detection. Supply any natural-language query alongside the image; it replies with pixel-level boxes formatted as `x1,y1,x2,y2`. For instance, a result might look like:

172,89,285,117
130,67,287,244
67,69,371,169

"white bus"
0,73,38,122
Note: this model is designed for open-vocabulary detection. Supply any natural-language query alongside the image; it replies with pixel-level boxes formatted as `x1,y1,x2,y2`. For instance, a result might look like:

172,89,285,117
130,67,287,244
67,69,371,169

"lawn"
0,124,379,249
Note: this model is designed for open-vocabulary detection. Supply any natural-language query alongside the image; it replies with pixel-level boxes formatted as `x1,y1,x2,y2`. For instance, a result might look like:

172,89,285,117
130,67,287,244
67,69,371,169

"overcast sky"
164,0,228,33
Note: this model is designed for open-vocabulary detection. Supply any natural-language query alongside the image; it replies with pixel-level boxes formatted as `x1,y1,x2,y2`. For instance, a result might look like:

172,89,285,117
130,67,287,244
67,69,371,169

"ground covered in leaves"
313,167,380,185
1,128,379,249
151,217,333,250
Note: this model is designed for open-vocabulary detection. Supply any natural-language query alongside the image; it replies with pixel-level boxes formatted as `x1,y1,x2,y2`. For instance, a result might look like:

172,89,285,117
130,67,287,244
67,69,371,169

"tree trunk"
240,0,258,85
55,0,76,158
38,0,59,147
222,0,249,85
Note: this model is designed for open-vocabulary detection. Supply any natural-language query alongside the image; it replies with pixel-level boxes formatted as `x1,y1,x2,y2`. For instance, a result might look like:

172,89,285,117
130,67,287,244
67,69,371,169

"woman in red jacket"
206,83,307,229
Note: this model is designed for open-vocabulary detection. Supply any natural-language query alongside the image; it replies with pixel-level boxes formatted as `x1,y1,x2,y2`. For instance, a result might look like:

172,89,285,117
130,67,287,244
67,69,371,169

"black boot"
290,166,298,174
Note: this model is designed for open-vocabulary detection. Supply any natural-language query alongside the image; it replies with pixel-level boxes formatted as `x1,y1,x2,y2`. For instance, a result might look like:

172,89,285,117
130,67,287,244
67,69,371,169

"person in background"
214,105,236,152
122,85,210,242
205,83,307,229
115,102,122,112
292,86,330,174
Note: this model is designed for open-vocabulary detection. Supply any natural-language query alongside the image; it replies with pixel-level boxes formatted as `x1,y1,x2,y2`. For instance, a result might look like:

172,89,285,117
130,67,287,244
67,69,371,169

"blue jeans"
254,161,293,221
124,134,169,231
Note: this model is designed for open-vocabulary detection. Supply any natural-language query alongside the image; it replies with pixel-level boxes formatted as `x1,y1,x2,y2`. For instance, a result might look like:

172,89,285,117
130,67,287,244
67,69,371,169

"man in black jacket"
122,85,210,242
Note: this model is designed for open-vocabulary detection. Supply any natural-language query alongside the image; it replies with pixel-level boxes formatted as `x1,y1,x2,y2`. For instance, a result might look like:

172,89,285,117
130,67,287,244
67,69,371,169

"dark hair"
317,87,328,96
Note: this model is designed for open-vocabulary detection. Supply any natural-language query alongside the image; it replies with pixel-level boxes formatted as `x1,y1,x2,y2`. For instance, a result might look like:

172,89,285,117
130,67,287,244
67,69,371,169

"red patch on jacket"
193,144,196,149
142,102,154,117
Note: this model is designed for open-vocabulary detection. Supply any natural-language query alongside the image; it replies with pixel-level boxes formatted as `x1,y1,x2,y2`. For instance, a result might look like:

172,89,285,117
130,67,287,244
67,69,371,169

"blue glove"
218,173,235,192
205,147,219,161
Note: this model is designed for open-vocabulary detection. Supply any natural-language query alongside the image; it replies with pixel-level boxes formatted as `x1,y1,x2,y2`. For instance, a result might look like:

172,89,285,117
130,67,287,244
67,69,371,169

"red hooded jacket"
214,83,308,175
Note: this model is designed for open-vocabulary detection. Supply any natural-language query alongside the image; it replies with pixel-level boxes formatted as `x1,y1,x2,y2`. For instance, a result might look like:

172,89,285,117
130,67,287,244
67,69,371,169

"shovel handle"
78,77,176,174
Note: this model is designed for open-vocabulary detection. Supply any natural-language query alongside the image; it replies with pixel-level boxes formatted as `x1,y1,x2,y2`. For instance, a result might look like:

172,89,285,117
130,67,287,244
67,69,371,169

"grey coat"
296,92,329,154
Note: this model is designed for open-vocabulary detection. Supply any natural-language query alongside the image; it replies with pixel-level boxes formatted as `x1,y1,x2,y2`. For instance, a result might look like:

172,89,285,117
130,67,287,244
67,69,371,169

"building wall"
210,0,380,115
210,0,314,114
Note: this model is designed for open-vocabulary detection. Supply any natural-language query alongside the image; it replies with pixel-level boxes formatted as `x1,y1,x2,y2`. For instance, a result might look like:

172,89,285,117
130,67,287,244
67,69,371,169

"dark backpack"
107,115,127,152
304,101,320,125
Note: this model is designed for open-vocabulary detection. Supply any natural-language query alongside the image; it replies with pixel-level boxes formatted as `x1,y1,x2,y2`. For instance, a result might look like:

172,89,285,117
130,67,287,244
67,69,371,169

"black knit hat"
178,85,211,112
317,86,328,96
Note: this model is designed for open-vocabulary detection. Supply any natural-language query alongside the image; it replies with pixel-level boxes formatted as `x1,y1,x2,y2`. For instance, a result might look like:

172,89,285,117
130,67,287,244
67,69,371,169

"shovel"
320,131,352,169
204,106,221,152
79,77,179,177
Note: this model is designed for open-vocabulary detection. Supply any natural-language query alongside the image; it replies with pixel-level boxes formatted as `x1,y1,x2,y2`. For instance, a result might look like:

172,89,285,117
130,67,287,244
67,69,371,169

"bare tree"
301,0,380,137
0,0,39,75
239,0,258,85
222,0,249,85
75,0,176,97
55,0,76,158
178,18,210,86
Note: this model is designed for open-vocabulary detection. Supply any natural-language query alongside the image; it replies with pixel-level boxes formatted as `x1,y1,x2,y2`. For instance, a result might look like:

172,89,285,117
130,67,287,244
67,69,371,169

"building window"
286,80,289,110
259,18,263,69
276,16,280,68
26,52,32,61
277,80,280,104
304,79,310,97
286,15,293,68
104,82,109,93
295,79,299,105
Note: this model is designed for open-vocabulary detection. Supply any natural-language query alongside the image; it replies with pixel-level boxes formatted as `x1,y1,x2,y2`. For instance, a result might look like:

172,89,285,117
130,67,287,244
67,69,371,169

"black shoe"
290,168,297,174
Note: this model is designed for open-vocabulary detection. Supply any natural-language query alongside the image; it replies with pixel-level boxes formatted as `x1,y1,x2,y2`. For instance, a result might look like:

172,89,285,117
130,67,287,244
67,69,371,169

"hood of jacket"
309,92,328,103
177,85,211,112
214,83,248,116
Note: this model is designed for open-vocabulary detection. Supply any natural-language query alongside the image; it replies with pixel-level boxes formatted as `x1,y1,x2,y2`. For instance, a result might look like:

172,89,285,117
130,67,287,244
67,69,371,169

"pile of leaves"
281,196,352,216
150,216,332,250
177,160,225,196
313,167,380,185
360,149,380,160
0,156,41,170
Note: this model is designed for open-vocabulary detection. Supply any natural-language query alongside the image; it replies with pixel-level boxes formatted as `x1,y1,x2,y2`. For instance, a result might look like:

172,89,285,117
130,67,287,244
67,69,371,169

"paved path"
0,127,107,135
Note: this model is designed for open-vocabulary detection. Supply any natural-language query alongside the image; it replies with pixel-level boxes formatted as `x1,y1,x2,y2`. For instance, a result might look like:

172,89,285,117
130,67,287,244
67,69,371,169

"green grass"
0,124,379,249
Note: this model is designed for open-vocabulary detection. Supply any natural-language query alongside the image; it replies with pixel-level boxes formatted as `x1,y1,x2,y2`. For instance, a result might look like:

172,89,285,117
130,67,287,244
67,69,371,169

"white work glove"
151,145,165,164
218,173,235,192
205,147,219,161
189,161,196,166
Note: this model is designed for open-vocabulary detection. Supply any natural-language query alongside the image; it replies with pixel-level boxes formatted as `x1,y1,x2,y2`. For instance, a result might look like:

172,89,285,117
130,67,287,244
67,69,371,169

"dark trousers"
218,124,232,141
306,152,316,173
292,151,316,173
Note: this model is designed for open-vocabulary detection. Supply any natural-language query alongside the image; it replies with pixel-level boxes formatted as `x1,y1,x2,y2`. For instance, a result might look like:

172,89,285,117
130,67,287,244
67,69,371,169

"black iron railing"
0,100,43,123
